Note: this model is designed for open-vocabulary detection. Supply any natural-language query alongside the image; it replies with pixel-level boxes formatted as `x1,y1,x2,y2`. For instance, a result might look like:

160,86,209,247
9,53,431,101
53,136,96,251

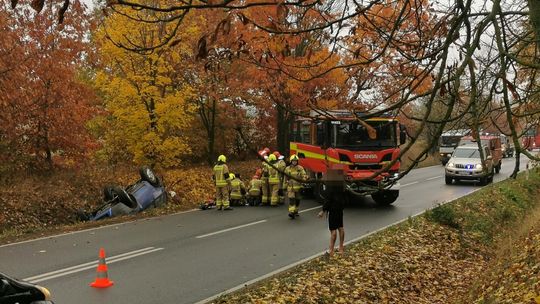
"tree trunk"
207,98,216,165
528,0,540,48
276,104,290,155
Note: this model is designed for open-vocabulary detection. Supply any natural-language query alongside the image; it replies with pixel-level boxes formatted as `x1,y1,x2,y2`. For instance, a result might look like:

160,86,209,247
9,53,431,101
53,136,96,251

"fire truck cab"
289,110,407,205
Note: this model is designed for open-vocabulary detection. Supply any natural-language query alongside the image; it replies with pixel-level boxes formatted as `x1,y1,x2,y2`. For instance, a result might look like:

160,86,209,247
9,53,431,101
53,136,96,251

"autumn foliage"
0,2,96,172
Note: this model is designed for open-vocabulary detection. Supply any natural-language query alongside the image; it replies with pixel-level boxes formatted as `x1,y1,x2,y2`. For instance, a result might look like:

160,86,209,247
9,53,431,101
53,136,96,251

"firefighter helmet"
217,155,227,163
268,154,277,162
229,173,235,180
290,154,299,162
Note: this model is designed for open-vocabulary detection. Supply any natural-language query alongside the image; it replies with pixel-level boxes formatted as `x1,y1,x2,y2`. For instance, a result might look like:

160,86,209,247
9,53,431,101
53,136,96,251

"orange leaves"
276,2,289,24
0,3,96,170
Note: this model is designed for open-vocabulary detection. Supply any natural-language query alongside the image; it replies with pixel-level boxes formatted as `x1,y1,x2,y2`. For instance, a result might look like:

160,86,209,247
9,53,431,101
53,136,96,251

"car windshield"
440,136,461,147
453,148,481,158
333,120,396,149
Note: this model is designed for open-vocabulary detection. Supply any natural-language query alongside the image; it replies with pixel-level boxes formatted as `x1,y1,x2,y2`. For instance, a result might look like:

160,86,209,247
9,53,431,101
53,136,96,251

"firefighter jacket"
260,161,268,182
265,162,280,185
248,179,262,196
284,165,307,192
230,178,246,200
276,159,286,186
213,163,230,187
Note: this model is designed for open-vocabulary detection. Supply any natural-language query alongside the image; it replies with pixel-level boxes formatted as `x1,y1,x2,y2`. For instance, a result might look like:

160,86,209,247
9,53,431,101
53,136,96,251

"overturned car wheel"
103,185,116,201
113,187,138,209
140,166,160,187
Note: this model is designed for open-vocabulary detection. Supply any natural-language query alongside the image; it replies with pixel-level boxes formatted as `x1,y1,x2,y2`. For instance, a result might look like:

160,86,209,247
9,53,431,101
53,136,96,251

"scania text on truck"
289,110,407,205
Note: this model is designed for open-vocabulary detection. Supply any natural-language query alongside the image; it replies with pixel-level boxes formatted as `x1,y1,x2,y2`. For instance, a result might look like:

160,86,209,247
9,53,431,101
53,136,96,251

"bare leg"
329,230,337,256
338,227,345,253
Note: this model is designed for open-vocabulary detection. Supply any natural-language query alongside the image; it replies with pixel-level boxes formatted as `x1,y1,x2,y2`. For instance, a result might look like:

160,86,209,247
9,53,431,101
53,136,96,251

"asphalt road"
0,156,530,304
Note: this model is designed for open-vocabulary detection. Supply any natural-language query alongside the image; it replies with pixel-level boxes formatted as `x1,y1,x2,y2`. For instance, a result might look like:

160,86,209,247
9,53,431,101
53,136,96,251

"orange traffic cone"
90,248,114,288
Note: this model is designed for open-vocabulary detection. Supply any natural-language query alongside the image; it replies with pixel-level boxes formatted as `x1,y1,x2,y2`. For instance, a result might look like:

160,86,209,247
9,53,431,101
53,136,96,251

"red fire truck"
522,125,540,151
289,110,407,205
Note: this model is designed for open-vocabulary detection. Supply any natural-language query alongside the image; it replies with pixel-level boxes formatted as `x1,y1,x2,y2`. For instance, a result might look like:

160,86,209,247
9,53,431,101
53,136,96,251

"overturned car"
79,167,167,221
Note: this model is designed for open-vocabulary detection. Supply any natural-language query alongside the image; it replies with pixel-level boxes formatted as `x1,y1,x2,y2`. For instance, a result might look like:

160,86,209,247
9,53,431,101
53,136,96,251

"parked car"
445,144,495,185
0,272,53,303
78,167,167,221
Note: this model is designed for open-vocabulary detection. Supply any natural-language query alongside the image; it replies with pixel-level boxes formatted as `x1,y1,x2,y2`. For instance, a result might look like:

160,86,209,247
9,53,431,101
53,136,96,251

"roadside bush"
426,203,460,229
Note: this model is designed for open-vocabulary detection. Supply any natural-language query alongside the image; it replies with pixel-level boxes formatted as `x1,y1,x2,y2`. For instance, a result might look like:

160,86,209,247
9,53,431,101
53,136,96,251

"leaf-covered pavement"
213,170,540,304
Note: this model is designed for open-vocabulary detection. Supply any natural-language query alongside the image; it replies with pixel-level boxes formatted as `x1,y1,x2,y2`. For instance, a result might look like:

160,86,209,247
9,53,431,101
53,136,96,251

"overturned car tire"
103,185,116,201
139,166,160,187
113,186,138,209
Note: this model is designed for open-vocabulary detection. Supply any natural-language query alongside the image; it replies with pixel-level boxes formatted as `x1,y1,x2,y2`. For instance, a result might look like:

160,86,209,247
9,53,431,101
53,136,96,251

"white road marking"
426,175,442,181
195,220,267,239
401,181,419,187
23,247,163,283
299,206,322,213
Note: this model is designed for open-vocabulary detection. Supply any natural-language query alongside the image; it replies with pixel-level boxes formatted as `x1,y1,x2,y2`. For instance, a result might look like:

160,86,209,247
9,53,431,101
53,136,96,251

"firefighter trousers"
261,180,270,205
287,191,301,214
270,183,280,206
215,186,229,208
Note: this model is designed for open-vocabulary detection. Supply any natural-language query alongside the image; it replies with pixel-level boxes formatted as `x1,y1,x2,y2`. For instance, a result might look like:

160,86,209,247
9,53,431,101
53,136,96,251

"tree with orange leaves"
0,1,96,171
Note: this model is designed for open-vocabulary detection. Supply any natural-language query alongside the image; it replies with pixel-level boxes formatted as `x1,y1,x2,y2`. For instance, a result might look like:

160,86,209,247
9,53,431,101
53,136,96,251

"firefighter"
247,172,262,206
212,155,232,210
259,149,271,206
284,154,308,218
264,153,281,206
229,173,246,206
273,151,287,205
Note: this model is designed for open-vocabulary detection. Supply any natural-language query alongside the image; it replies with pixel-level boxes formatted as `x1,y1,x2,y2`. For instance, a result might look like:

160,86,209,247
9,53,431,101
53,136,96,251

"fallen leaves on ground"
215,171,540,304
214,217,488,304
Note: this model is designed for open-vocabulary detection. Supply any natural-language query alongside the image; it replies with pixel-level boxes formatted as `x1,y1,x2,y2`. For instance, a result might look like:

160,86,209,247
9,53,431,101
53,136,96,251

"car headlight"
475,164,483,169
447,163,454,168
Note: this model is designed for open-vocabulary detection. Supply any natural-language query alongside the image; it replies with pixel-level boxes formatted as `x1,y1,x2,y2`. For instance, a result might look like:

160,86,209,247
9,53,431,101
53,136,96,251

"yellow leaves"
94,2,201,168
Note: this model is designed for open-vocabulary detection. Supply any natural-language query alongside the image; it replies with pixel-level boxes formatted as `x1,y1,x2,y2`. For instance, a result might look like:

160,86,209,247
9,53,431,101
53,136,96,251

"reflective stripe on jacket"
230,178,245,199
213,164,229,187
284,165,307,191
267,163,280,185
248,179,262,196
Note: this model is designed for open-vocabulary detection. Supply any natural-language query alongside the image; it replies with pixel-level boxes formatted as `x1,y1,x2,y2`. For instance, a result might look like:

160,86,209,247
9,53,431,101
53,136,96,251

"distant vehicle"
78,167,167,221
439,129,471,165
500,134,514,158
445,144,495,185
0,272,54,303
459,134,502,173
522,125,540,151
289,110,406,205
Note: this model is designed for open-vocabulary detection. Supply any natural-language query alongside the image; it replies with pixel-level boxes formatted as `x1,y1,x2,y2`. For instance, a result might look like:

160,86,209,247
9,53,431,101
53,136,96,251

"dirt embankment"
0,160,259,242
212,169,540,304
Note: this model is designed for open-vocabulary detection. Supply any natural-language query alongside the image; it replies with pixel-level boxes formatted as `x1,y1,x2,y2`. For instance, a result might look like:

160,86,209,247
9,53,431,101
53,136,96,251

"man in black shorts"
318,182,345,256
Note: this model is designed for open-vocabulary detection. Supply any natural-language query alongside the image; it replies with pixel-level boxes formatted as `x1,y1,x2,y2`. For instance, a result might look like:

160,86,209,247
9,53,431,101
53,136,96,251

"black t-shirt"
321,182,345,212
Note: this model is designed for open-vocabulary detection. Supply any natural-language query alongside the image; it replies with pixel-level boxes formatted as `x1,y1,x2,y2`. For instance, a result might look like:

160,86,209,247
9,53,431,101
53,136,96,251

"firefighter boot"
294,199,300,216
288,200,296,219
